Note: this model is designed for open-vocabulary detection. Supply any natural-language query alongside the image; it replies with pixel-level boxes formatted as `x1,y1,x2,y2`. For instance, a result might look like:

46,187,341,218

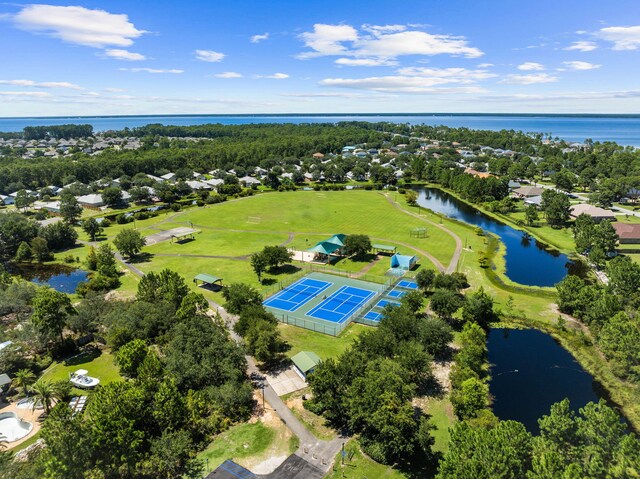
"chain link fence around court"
263,269,395,336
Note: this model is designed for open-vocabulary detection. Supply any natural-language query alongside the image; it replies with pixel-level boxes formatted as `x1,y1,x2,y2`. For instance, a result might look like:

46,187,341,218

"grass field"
41,349,122,392
104,191,454,302
279,322,369,360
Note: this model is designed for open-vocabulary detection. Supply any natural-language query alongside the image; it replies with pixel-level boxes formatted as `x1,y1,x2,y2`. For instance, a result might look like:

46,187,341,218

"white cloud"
477,63,494,68
104,49,146,61
563,61,601,70
0,79,82,89
194,50,225,62
356,30,483,58
298,24,359,58
396,67,497,81
598,25,640,50
250,33,269,43
0,91,52,97
104,87,126,92
517,62,545,71
281,92,372,98
299,24,483,61
500,73,559,85
361,24,407,35
13,4,145,48
335,57,398,67
120,68,183,74
320,75,486,93
565,41,598,52
37,81,83,89
256,73,289,79
214,72,243,78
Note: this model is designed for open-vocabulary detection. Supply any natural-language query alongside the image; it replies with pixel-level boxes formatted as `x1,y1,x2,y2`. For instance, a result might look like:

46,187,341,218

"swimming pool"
0,411,32,442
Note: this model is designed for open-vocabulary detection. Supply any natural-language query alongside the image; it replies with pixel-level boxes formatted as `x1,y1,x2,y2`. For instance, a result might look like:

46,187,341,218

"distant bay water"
1,114,640,146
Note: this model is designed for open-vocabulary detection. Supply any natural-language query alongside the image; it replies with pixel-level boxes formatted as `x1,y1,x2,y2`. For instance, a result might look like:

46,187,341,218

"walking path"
381,193,464,273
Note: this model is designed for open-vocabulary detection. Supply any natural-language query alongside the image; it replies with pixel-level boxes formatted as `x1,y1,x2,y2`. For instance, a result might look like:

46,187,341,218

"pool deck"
1,399,45,449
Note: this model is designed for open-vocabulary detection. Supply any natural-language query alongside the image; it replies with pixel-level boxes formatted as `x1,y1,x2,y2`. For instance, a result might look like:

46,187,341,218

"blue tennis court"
397,279,418,290
263,278,332,312
364,310,383,322
387,288,407,299
307,285,376,323
375,299,401,309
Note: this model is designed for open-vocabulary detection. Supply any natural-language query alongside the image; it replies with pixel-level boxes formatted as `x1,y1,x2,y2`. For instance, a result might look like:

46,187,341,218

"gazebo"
194,273,223,289
307,241,342,263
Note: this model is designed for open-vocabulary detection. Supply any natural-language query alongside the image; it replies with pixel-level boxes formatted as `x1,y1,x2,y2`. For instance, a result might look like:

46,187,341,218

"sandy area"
236,393,294,474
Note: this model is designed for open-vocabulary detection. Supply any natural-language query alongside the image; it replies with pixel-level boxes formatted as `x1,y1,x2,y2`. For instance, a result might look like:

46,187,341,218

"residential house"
613,222,640,244
570,204,616,222
76,194,104,208
512,186,544,198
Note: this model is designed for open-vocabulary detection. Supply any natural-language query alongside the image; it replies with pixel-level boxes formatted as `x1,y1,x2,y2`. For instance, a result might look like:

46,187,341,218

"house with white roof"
239,176,262,186
76,194,104,208
0,195,14,205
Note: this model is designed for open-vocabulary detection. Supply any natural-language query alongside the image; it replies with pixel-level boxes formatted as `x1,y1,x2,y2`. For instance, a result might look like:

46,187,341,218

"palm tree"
30,380,56,415
13,369,36,397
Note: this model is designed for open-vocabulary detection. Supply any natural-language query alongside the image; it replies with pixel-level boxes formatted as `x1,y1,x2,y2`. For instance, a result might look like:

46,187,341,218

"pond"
488,328,612,432
415,187,577,287
9,263,89,294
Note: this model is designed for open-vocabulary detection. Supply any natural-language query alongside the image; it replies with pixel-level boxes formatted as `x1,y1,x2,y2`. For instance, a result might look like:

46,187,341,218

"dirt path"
381,193,463,273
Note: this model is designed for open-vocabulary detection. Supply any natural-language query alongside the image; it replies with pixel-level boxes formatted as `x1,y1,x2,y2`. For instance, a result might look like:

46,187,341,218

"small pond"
415,187,577,287
488,328,614,432
9,263,89,294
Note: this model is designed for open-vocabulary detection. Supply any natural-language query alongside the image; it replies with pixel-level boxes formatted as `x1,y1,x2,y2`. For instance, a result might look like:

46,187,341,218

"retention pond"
488,328,614,432
415,187,577,287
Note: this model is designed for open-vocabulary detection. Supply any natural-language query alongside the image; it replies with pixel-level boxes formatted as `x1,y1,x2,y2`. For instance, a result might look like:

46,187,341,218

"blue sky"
1,0,640,115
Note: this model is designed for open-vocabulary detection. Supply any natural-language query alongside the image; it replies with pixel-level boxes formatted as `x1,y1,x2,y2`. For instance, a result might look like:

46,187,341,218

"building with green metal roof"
291,351,321,379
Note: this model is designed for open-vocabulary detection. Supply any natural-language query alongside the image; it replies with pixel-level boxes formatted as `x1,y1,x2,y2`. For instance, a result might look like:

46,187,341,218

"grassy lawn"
279,322,370,360
41,349,122,389
197,420,298,475
159,191,458,267
424,397,455,453
326,439,407,479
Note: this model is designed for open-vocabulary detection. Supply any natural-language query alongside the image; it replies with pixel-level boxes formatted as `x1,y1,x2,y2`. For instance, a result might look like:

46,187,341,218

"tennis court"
397,279,418,290
375,299,401,309
264,272,388,335
263,277,332,312
307,285,376,324
387,288,407,299
363,310,383,322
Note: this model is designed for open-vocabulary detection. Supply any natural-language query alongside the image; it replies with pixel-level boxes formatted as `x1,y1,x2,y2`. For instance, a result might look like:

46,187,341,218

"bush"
101,218,111,227
116,214,130,224
63,254,76,264
398,188,406,194
171,203,181,212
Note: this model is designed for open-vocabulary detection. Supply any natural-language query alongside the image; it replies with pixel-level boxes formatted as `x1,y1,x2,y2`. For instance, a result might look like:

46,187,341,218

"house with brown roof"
613,222,640,244
570,204,616,222
512,186,544,198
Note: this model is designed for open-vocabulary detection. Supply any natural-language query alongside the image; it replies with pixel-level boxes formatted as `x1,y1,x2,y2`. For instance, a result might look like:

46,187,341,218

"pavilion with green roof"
193,273,223,288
